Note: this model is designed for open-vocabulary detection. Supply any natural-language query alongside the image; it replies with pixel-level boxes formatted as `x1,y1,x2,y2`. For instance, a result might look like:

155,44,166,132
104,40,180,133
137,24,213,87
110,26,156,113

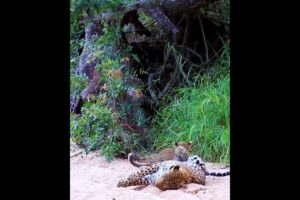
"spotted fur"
154,155,230,190
117,155,206,190
128,142,192,167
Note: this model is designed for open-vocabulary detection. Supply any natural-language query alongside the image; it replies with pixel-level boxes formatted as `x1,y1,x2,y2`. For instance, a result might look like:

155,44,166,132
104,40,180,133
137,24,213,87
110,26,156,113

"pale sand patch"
70,151,230,200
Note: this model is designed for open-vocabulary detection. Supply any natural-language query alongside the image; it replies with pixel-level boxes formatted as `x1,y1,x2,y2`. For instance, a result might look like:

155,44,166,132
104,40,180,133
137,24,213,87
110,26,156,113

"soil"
71,151,230,200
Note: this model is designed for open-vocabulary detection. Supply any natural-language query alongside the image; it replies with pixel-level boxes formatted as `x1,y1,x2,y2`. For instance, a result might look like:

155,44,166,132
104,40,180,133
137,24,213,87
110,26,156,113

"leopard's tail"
207,169,230,176
128,152,152,167
117,178,150,187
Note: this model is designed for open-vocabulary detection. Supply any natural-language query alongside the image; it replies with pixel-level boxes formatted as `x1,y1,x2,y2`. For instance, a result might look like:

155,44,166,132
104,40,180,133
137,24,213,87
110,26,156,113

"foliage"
222,0,230,22
70,0,146,161
148,43,230,163
70,0,230,163
70,102,138,161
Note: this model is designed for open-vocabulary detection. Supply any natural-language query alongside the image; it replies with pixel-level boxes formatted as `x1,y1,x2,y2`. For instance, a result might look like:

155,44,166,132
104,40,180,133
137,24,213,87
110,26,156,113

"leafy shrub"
149,43,230,163
70,0,143,161
70,0,230,162
70,100,141,161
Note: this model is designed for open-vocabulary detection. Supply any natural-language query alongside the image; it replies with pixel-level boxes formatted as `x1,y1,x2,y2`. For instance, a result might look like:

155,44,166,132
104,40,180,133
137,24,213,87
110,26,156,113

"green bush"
70,0,142,161
70,0,230,162
149,73,230,163
70,101,141,161
149,43,230,163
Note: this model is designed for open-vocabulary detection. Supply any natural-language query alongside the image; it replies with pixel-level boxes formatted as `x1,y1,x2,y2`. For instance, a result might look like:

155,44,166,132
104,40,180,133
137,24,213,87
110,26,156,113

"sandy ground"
70,150,230,200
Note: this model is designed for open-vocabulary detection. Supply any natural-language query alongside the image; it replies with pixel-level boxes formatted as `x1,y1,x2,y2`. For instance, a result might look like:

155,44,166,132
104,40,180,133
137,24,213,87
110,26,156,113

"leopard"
117,155,207,190
154,165,197,190
117,155,230,190
128,141,192,167
155,155,230,190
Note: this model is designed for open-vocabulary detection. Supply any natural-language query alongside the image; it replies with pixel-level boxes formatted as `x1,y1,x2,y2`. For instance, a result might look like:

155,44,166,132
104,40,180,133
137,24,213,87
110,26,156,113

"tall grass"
149,44,230,163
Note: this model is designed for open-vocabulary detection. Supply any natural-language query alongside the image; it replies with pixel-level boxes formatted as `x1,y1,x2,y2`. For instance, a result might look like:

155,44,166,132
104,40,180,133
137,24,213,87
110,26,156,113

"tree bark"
70,22,103,114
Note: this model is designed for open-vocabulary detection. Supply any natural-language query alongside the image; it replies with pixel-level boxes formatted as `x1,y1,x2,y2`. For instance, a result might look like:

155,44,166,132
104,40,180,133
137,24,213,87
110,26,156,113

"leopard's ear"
173,165,180,171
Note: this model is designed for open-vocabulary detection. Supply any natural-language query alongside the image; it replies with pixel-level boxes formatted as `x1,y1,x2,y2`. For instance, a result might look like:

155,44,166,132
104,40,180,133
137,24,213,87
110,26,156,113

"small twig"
202,46,224,65
120,122,136,132
177,45,204,64
207,41,217,57
203,13,229,27
191,45,224,69
157,67,179,101
170,46,191,85
182,16,190,47
176,15,186,27
173,15,186,43
148,68,162,104
187,63,194,80
197,14,209,63
70,151,82,158
163,44,171,65
176,54,191,85
174,51,199,70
